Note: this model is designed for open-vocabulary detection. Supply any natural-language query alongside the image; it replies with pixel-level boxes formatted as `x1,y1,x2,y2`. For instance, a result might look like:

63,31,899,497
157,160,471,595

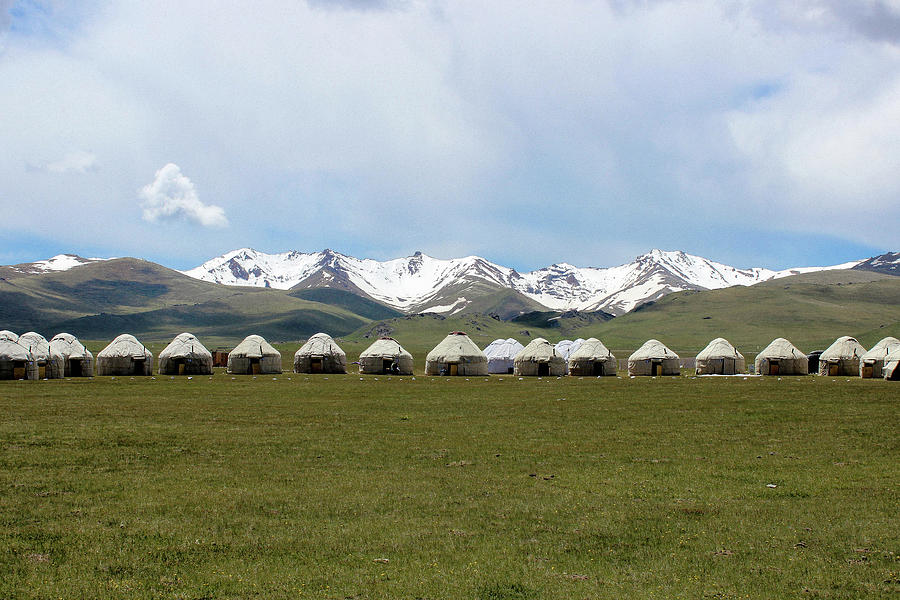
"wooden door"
449,364,458,376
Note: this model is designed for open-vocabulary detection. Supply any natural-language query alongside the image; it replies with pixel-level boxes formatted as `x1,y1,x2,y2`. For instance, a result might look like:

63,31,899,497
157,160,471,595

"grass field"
1,374,897,599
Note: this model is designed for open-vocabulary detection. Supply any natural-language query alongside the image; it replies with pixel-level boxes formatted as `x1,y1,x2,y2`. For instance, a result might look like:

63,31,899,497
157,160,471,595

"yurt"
293,332,347,374
568,338,617,376
860,337,900,379
483,338,524,374
883,349,900,381
0,330,18,342
555,339,585,361
695,338,745,375
513,338,566,376
425,332,488,376
358,337,413,375
228,335,282,374
18,332,63,379
628,339,680,376
0,339,36,380
97,334,153,375
158,333,213,375
754,338,808,376
817,336,866,376
49,333,94,377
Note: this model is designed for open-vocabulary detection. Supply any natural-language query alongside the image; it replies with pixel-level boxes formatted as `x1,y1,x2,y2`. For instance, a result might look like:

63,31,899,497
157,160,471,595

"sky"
0,0,898,272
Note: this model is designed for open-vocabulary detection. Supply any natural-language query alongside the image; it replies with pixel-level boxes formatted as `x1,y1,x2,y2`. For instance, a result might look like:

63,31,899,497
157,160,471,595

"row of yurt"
514,338,567,376
0,331,92,379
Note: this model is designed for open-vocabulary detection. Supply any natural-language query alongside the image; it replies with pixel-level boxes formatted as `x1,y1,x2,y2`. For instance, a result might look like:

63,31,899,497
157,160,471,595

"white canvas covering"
158,332,213,375
817,336,866,376
18,332,64,379
483,338,524,374
555,339,585,360
294,332,347,374
568,338,617,376
425,332,488,376
228,334,282,374
0,339,37,380
0,330,18,342
358,337,413,375
514,338,567,376
49,333,94,377
695,338,745,375
628,339,680,376
860,337,900,379
754,338,807,376
97,334,154,375
883,349,900,381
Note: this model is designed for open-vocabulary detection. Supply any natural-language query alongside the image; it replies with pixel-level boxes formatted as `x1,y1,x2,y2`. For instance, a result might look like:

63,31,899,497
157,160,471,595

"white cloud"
139,163,228,228
44,150,98,174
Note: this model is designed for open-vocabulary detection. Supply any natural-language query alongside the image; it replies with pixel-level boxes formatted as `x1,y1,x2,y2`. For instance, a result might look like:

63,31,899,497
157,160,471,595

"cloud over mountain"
140,163,228,228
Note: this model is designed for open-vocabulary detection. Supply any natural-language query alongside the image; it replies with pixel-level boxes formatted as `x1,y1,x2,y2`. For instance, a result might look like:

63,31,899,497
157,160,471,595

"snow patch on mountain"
9,254,109,275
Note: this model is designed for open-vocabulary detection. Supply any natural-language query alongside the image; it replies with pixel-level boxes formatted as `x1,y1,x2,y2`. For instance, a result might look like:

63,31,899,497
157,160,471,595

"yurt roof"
159,332,212,358
18,332,52,361
757,338,805,359
98,334,151,358
516,338,561,361
360,337,411,359
696,338,744,360
0,339,30,361
568,338,614,360
483,338,524,359
426,332,486,362
0,330,18,342
50,333,91,359
629,339,679,361
555,338,585,359
819,336,866,360
231,334,280,359
295,332,345,357
861,337,900,360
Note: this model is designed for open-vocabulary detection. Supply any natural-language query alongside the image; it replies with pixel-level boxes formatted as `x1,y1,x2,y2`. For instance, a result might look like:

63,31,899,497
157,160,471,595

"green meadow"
1,374,897,599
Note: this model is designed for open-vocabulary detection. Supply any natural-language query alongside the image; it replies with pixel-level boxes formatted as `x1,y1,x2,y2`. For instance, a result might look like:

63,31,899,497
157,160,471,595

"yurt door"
178,361,186,376
769,361,780,375
653,361,662,376
251,358,261,375
828,362,839,376
13,362,26,379
862,363,874,378
449,364,459,376
723,358,735,375
383,359,393,374
592,362,603,376
133,358,145,375
38,363,46,379
310,358,322,374
538,362,549,376
69,359,82,377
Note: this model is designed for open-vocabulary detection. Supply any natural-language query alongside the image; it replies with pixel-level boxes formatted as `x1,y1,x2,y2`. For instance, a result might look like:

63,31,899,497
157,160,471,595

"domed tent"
514,338,566,376
483,338,524,374
158,333,213,375
358,337,413,375
97,334,153,375
49,333,94,377
555,338,585,374
228,335,282,374
817,336,866,376
695,338,745,375
0,330,18,342
568,338,617,376
860,337,900,379
425,332,488,376
18,332,63,379
293,333,347,374
628,339,680,376
0,339,36,380
754,338,807,376
883,349,900,381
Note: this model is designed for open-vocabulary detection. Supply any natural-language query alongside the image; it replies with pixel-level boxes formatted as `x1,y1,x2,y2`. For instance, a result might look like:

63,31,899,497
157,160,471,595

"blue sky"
1,0,897,272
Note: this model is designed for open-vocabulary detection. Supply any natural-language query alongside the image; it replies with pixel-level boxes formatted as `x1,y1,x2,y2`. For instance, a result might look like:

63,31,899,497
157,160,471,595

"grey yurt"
627,339,680,376
754,338,807,376
97,334,154,375
158,332,213,375
513,338,566,376
18,331,63,379
883,349,900,381
49,333,94,377
293,332,347,374
425,332,488,376
228,334,282,374
818,336,866,376
695,338,745,375
0,330,18,342
483,338,524,374
568,338,617,376
0,339,36,380
358,337,413,375
860,337,900,379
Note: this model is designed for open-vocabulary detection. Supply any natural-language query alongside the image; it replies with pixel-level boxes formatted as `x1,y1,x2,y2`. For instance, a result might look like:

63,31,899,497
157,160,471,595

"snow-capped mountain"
6,254,109,275
182,248,864,316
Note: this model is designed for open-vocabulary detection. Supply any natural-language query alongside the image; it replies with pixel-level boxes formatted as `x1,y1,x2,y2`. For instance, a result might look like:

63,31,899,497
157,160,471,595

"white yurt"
0,339,36,380
483,338,524,374
158,332,213,375
627,339,680,376
0,330,18,342
883,349,900,381
227,334,282,374
695,338,745,375
293,332,347,374
18,331,64,379
555,339,585,361
358,337,413,375
860,337,900,379
513,338,567,376
49,333,94,377
425,332,488,376
567,338,617,376
754,338,808,376
817,336,866,376
97,334,154,375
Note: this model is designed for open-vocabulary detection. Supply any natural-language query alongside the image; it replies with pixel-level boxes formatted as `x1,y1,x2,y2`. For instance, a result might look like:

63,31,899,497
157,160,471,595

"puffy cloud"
139,163,228,228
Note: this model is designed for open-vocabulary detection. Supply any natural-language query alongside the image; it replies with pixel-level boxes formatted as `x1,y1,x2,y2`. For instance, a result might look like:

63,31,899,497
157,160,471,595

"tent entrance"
828,362,839,376
449,364,458,376
13,361,26,380
769,361,780,375
592,362,603,376
383,359,393,374
176,360,186,376
888,365,900,381
653,361,662,376
538,362,549,376
251,358,261,375
862,363,874,378
723,358,735,375
310,358,323,374
507,366,514,374
68,359,83,377
38,364,46,379
132,358,146,375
